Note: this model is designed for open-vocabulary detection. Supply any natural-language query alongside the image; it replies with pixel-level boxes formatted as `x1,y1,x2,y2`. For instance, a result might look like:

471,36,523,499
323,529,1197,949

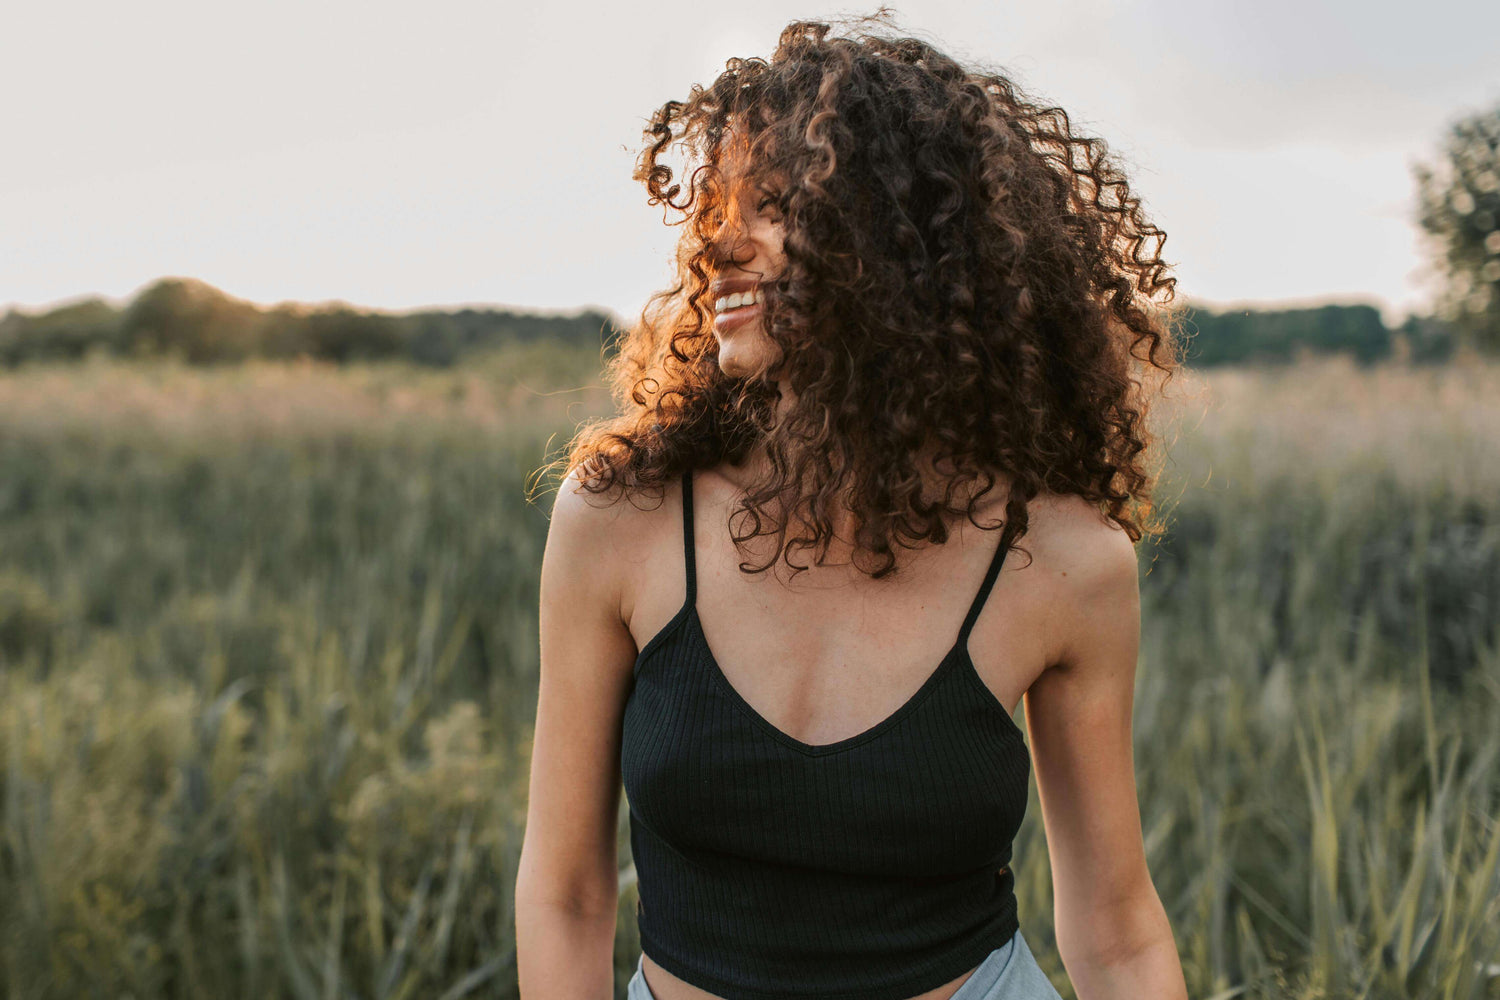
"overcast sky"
2,0,1496,327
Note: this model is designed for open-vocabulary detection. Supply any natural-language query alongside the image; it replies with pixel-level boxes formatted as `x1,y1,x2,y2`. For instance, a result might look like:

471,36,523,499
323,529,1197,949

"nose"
706,206,755,269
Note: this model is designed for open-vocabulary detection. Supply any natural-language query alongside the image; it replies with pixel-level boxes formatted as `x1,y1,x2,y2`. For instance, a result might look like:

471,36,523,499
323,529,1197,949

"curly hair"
549,10,1186,579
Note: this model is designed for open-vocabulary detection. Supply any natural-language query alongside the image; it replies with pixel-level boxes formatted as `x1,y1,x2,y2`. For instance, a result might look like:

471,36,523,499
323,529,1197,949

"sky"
2,0,1497,329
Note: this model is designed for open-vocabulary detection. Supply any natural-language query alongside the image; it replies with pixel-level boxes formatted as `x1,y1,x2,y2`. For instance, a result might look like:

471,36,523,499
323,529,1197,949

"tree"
1412,100,1500,354
119,277,264,362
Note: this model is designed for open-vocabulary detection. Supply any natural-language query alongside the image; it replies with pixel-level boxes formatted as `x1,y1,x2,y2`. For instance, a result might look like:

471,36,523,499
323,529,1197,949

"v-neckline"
688,604,971,757
656,464,1022,758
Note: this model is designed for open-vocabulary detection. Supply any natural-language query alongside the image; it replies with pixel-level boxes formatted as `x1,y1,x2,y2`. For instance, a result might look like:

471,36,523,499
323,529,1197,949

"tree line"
0,276,1466,369
0,278,626,368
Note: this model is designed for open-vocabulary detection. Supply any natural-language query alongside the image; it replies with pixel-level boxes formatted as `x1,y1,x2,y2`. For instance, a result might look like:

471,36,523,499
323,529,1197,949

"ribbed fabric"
620,468,1032,1000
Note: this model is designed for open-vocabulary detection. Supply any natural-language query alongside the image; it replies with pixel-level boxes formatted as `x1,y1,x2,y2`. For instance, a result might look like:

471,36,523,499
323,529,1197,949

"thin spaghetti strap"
681,468,697,604
955,520,1015,646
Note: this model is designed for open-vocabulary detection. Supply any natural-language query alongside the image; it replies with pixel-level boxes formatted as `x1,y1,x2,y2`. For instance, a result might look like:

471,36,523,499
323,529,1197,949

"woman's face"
707,144,787,381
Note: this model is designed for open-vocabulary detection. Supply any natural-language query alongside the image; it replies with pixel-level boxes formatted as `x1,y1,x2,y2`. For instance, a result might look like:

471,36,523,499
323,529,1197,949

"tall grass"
0,351,1496,998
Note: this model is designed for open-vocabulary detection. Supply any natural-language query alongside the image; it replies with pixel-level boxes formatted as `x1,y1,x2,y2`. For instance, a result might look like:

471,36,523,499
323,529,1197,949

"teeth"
713,289,764,313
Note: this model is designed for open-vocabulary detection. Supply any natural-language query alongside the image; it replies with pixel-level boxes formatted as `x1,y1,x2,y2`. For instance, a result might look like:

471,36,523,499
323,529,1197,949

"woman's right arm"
515,468,644,1000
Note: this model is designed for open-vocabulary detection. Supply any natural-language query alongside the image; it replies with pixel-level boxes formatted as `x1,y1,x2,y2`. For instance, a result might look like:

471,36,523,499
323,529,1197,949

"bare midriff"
639,957,984,1000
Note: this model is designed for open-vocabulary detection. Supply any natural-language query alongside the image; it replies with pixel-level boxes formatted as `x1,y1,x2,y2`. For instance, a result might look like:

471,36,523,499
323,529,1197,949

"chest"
620,608,1032,878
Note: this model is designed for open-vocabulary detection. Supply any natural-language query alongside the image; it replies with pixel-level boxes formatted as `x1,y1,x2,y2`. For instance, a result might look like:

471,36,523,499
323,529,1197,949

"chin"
717,355,754,379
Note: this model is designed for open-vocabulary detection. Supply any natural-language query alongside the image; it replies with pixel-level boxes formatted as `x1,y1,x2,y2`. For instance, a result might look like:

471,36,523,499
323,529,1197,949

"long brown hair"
548,10,1186,578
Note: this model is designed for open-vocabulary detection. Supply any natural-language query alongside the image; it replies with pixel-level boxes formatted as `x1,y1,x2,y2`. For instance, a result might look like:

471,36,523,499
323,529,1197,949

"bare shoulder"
545,465,678,629
1017,491,1140,672
548,465,651,553
1022,492,1138,590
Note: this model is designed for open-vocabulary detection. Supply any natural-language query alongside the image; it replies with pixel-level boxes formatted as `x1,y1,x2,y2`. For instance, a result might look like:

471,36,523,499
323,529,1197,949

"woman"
517,13,1189,1000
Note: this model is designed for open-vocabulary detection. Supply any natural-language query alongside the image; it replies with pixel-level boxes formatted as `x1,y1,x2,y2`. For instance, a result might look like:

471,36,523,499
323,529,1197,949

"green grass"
0,351,1496,998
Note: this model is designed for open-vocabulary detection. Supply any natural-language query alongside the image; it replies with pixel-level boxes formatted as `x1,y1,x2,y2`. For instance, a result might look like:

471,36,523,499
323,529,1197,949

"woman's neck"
722,443,1004,553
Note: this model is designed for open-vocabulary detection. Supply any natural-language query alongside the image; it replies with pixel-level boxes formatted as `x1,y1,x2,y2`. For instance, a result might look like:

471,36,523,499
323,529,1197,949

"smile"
713,299,762,335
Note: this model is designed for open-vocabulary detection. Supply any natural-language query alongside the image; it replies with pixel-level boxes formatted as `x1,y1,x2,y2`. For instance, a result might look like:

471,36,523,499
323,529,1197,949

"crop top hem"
637,916,1021,1000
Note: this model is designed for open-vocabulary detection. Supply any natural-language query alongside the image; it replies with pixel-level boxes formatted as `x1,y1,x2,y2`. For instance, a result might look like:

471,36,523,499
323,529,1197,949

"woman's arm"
515,468,643,1000
1024,510,1188,1000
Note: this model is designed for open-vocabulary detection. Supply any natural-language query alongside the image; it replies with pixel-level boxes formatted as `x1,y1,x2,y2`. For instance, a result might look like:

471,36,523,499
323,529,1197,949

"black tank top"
620,468,1031,1000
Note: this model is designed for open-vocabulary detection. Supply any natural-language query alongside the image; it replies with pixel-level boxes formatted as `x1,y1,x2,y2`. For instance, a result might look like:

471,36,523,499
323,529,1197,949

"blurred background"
1,2,1497,998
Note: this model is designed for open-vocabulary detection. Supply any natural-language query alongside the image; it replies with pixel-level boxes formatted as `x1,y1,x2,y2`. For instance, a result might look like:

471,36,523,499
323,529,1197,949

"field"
0,347,1496,998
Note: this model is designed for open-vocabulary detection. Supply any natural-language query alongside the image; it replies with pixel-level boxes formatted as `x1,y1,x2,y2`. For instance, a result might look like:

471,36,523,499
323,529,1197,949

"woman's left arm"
1024,513,1188,1000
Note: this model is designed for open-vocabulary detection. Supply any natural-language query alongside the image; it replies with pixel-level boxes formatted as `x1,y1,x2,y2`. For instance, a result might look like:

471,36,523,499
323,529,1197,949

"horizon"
0,275,1417,330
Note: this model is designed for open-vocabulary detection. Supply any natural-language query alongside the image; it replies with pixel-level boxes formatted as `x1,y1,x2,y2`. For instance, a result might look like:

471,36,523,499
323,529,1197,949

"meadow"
0,344,1496,999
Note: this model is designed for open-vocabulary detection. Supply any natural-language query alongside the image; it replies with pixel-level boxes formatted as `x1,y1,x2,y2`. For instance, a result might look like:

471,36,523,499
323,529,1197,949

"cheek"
766,228,786,264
